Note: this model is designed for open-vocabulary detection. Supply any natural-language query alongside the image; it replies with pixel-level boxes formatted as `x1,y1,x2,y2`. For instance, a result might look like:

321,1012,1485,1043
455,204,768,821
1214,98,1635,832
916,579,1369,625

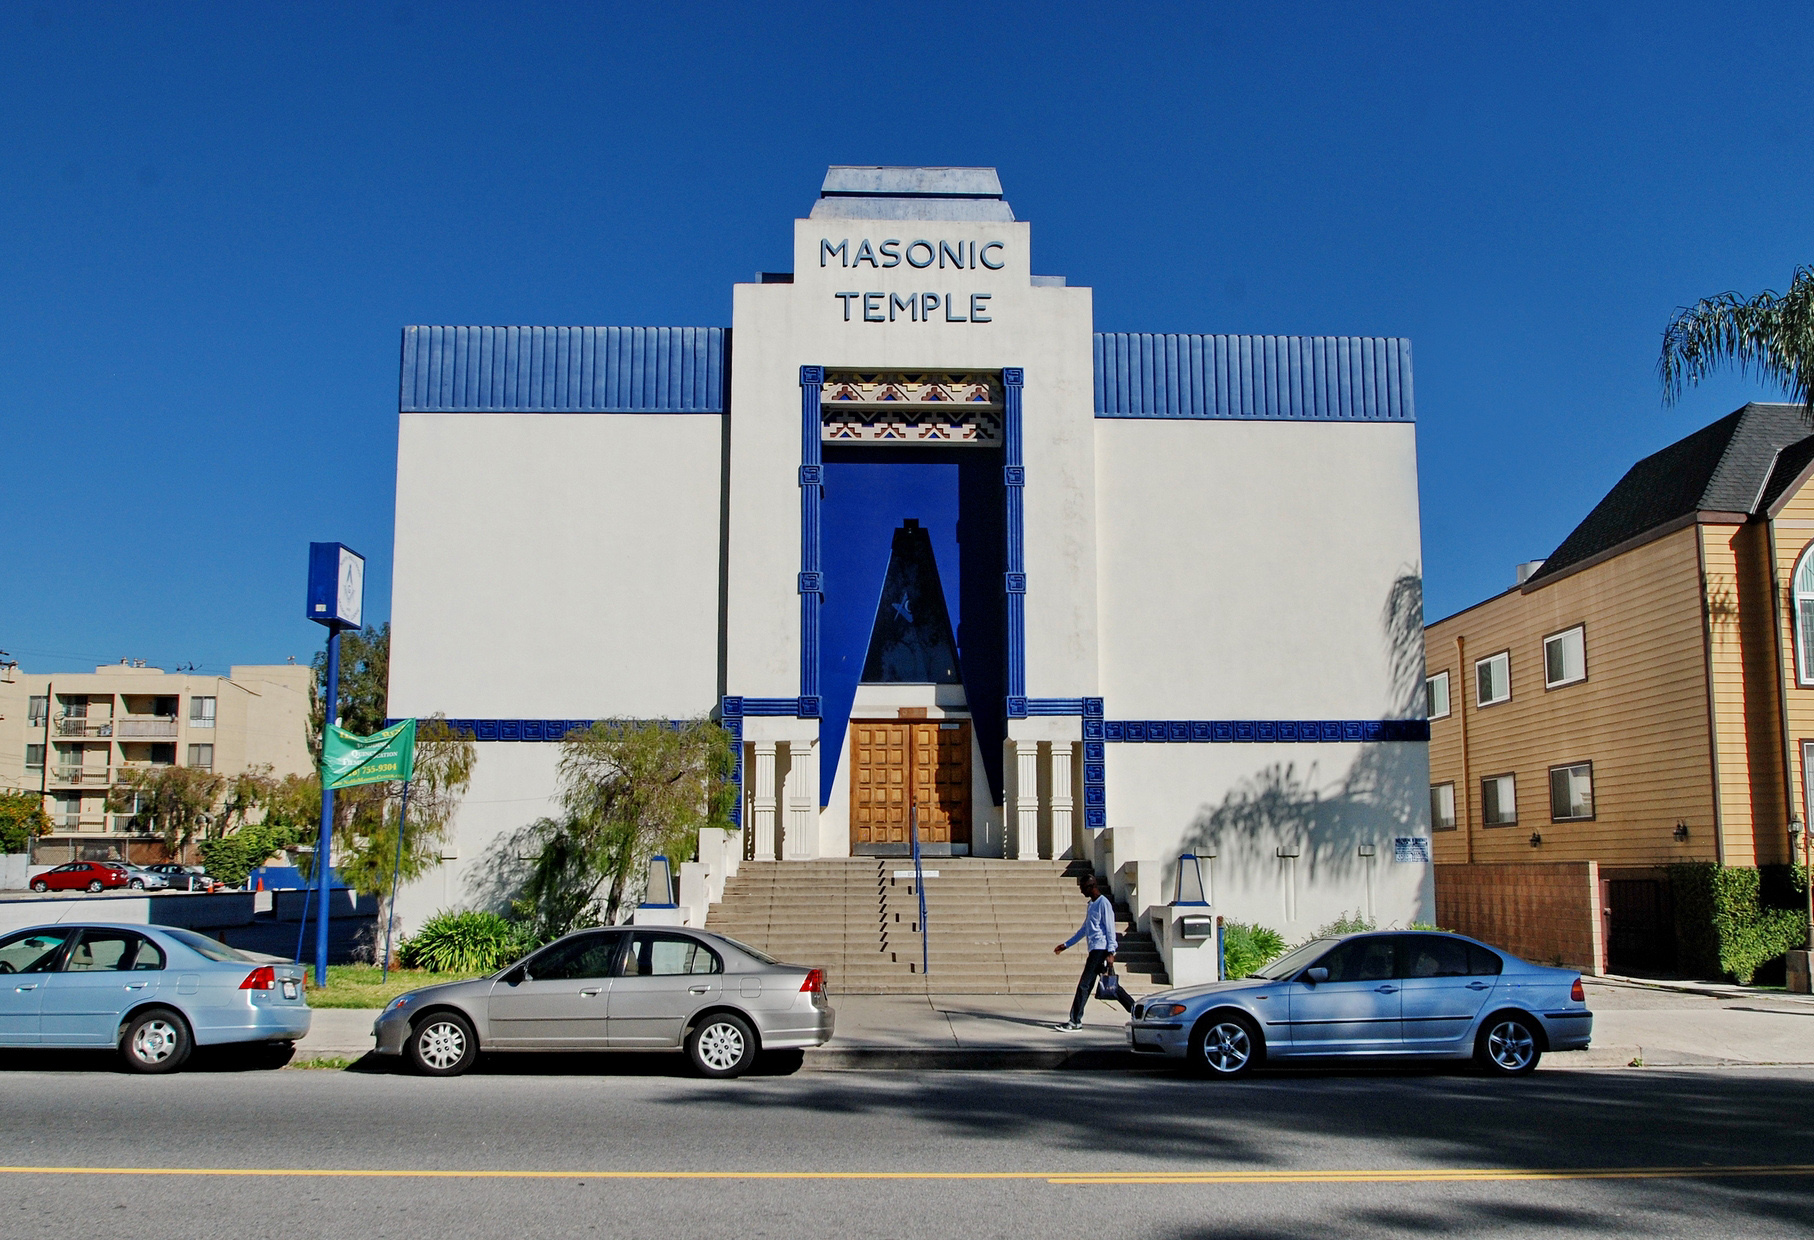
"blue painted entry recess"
818,451,1007,807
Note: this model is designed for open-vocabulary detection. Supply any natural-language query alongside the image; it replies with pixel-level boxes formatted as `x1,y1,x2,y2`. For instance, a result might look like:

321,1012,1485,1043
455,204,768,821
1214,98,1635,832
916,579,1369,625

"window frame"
1474,651,1512,707
186,743,214,771
1430,782,1457,831
1481,772,1518,826
189,696,217,727
1543,623,1588,690
1425,670,1451,721
1548,760,1596,822
1795,543,1814,687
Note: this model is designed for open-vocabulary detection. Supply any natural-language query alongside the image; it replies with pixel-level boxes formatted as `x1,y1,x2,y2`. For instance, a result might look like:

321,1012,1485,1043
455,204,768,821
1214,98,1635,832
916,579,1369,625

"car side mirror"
502,966,526,986
1303,967,1329,985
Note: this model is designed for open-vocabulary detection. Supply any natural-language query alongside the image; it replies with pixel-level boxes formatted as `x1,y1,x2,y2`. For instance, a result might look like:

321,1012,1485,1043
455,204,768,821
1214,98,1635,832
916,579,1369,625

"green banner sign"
321,718,416,790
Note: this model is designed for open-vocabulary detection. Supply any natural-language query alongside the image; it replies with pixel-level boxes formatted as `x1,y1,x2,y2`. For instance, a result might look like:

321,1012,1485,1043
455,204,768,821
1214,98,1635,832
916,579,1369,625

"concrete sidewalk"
292,979,1814,1070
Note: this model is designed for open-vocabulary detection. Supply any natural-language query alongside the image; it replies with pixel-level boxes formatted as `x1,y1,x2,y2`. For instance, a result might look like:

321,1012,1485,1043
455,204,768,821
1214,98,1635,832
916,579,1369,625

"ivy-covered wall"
1667,862,1809,984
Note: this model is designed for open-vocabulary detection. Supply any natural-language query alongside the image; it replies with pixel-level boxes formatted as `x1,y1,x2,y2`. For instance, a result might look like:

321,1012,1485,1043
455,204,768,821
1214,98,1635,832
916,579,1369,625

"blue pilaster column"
798,366,824,718
1003,367,1027,719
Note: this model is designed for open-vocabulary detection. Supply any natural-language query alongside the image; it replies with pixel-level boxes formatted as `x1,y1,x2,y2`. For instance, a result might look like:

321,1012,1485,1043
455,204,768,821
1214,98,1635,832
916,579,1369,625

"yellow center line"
0,1165,1810,1186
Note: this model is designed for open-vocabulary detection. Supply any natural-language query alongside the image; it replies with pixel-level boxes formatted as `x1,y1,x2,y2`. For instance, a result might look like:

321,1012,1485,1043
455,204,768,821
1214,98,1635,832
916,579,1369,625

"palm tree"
1660,265,1814,417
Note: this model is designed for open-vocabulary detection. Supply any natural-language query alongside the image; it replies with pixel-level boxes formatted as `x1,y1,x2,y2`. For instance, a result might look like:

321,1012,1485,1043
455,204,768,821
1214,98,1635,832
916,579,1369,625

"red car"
30,861,130,893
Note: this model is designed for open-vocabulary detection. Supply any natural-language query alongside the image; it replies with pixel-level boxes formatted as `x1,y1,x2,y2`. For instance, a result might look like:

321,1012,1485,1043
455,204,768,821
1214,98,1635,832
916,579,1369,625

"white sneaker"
1056,1021,1083,1031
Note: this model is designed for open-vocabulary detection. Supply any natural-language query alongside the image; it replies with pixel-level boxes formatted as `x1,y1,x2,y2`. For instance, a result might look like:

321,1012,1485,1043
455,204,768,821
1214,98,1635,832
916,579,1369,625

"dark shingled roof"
1525,403,1814,587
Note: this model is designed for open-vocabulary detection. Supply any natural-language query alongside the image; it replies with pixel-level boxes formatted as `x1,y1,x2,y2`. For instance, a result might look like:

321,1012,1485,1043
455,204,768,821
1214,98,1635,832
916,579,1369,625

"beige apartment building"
1426,403,1814,972
0,661,312,863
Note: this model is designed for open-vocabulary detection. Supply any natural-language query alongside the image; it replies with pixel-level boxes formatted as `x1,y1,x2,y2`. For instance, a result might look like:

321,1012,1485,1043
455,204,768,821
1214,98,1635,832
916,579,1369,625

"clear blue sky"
3,2,1810,675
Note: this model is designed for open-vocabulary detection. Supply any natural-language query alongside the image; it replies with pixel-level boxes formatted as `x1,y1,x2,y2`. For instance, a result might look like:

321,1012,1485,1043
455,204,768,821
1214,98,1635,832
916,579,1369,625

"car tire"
1475,1013,1542,1076
87,880,103,893
687,1013,758,1079
120,1008,192,1074
30,880,47,893
407,1012,479,1077
1188,1012,1263,1079
128,879,144,889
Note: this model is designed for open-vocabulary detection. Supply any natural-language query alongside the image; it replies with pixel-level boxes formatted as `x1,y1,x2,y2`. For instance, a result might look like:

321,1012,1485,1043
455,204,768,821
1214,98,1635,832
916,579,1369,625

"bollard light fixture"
1173,853,1208,905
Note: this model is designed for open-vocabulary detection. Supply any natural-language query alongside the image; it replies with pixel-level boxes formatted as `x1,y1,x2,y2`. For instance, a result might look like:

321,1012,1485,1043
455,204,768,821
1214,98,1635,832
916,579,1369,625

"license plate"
281,980,299,1000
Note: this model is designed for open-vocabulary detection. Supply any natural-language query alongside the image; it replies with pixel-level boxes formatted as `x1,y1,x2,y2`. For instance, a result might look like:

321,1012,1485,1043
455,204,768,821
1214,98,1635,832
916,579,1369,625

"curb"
801,1046,1147,1072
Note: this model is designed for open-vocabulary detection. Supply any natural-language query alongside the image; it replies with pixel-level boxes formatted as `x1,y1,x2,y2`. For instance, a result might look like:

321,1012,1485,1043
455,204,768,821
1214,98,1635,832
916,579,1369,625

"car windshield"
1247,937,1337,980
710,934,779,965
159,927,258,963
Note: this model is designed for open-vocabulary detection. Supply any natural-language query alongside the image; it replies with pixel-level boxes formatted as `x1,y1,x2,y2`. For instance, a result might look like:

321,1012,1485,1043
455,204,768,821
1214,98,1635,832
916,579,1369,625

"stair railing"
910,805,929,976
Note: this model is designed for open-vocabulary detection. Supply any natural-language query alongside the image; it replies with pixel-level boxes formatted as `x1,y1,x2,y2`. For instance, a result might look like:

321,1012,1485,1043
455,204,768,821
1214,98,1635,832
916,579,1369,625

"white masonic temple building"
386,167,1432,944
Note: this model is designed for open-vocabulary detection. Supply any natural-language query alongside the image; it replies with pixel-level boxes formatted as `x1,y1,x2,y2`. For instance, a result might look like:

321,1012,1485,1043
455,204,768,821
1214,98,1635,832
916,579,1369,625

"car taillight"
240,966,277,990
800,969,825,994
1570,976,1584,1002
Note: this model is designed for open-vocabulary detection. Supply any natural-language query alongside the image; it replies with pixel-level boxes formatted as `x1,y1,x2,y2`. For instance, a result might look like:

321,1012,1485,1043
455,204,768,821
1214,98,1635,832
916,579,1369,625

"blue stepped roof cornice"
401,325,727,413
1094,334,1413,422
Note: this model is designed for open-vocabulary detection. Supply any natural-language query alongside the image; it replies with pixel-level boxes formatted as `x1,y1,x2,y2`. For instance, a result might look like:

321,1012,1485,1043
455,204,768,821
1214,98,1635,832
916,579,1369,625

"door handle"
689,985,709,995
1466,982,1491,990
1375,985,1398,993
579,987,601,997
124,983,147,990
14,984,36,992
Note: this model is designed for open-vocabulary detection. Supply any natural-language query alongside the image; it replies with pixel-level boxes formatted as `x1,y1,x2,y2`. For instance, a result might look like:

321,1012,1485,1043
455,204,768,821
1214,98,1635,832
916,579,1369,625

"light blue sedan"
0,922,311,1073
1128,930,1592,1077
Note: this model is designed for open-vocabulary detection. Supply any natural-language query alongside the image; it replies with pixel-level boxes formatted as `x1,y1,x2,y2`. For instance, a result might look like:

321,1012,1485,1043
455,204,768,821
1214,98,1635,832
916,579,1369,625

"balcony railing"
116,716,178,739
50,767,114,787
55,719,113,738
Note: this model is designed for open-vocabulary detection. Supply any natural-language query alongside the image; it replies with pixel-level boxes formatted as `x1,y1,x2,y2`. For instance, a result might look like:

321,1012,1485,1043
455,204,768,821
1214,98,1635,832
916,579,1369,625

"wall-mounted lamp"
1528,832,1543,847
1673,821,1691,842
1357,844,1377,858
1173,853,1208,905
1789,817,1803,846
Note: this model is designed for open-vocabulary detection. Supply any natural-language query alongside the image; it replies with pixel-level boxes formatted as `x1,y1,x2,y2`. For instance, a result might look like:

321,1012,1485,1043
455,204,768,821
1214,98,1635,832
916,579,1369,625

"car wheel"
30,880,47,893
1188,1013,1262,1078
87,880,104,893
128,879,144,889
687,1013,757,1078
407,1012,478,1076
1476,1014,1542,1076
120,1008,192,1074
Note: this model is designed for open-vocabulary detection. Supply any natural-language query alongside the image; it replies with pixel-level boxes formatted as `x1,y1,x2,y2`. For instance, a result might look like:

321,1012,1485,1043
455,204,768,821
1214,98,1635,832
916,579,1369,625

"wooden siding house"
1427,403,1813,973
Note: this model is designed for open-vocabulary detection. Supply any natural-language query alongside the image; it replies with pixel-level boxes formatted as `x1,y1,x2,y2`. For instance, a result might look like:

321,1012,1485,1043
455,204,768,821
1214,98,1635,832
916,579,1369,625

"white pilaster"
784,740,817,860
1048,741,1074,861
1011,739,1042,860
751,742,779,861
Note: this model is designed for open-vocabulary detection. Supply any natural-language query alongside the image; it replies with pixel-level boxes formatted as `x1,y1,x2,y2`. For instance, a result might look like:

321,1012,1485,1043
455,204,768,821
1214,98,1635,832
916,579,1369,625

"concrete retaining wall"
1434,861,1603,972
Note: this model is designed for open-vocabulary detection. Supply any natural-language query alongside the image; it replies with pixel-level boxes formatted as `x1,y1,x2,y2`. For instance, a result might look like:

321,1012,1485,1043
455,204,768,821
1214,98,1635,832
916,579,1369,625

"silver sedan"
374,926,835,1078
1128,930,1592,1076
0,922,310,1072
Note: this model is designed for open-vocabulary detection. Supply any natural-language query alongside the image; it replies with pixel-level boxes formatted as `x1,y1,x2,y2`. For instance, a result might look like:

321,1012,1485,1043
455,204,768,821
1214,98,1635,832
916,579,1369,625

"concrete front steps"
705,858,1168,995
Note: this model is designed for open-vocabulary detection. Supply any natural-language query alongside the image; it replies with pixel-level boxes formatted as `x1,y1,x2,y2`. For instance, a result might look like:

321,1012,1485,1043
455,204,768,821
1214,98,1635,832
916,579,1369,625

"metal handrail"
909,806,929,976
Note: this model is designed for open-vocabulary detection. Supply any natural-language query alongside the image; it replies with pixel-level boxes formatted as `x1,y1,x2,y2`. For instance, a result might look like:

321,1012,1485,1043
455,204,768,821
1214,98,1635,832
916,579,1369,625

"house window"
62,695,88,719
1544,625,1587,688
1425,671,1451,720
1549,762,1594,821
189,697,216,729
1482,774,1517,826
1796,545,1814,686
186,744,214,771
1430,782,1456,830
25,744,44,771
27,696,48,725
1475,652,1511,706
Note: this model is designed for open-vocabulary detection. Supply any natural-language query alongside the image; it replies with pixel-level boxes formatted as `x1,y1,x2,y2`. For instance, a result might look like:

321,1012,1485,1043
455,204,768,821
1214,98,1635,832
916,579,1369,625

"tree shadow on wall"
1166,571,1430,915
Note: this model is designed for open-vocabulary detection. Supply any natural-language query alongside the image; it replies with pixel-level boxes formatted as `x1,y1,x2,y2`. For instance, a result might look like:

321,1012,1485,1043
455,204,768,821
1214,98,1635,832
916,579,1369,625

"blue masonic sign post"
306,541,365,628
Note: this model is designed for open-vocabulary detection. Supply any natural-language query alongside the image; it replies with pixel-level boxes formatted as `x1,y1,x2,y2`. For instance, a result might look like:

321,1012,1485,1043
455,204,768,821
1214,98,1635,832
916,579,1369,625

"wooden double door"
849,720,972,852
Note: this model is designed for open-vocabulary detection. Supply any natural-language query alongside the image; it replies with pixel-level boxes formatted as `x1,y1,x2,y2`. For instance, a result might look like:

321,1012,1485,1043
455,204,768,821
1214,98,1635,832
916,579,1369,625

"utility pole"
305,542,365,990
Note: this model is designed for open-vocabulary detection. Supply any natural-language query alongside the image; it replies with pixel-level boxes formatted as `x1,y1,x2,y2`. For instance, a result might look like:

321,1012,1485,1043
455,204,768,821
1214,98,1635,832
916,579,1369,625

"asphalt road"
2,1054,1812,1239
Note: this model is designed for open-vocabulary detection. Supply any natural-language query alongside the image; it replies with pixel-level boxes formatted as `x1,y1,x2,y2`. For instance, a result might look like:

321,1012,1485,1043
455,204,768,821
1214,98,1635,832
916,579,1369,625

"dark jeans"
1069,947,1135,1024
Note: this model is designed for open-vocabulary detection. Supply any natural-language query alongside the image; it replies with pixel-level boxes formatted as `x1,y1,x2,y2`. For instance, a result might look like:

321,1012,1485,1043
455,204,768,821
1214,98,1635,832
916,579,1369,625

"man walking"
1054,874,1134,1030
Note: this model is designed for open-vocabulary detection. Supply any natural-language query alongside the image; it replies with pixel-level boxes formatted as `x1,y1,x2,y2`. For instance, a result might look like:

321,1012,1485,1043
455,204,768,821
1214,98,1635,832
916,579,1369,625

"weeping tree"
1661,265,1814,418
516,717,736,937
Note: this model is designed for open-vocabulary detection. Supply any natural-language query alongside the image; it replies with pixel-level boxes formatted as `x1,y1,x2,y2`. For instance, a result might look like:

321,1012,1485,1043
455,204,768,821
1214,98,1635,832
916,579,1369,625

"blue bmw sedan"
0,923,311,1073
1128,930,1592,1077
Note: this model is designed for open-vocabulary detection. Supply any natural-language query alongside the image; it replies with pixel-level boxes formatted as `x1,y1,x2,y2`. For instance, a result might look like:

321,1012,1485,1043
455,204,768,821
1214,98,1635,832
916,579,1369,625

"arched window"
1795,544,1814,686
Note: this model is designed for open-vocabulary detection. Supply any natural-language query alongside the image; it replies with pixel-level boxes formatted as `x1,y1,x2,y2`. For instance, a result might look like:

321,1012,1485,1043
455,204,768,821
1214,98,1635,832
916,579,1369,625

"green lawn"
304,965,489,1009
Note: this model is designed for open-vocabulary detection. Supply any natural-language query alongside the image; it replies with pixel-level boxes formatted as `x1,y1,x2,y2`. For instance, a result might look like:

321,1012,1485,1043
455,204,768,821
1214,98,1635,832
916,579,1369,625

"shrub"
1221,921,1288,979
399,910,539,973
198,822,303,889
1312,911,1376,937
1668,862,1809,984
0,792,50,855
